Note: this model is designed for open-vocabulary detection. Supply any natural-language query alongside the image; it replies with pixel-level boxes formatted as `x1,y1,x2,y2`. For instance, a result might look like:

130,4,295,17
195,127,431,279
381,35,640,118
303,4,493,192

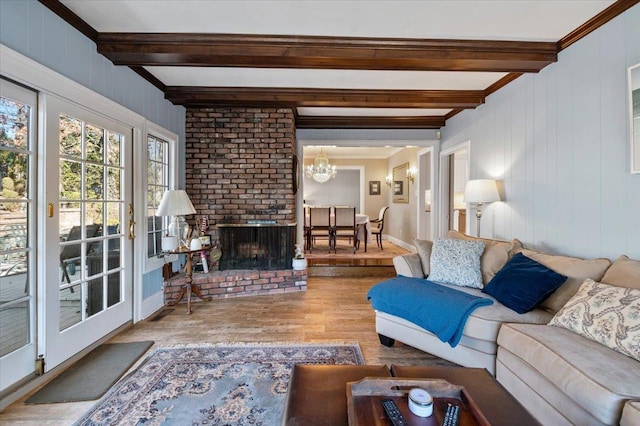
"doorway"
438,142,469,237
416,147,435,241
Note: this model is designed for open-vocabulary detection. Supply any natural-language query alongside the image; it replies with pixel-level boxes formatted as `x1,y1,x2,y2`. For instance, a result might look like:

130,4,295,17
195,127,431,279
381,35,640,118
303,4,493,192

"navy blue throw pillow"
482,253,567,314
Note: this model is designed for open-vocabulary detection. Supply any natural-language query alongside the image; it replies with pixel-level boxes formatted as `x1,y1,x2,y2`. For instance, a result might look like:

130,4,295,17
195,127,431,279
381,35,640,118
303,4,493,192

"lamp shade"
463,179,500,203
155,190,197,216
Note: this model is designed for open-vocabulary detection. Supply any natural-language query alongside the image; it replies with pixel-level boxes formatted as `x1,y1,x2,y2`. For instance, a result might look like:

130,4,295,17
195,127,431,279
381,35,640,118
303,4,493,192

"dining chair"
370,206,389,249
332,206,357,253
307,206,332,253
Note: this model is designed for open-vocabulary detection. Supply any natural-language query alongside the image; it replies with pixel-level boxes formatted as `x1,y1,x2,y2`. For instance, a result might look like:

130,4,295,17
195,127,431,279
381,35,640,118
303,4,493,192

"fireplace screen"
218,224,294,270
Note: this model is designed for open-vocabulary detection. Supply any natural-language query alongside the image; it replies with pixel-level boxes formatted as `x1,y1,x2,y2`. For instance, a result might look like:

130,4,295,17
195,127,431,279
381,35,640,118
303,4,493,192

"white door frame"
438,141,470,238
42,94,134,371
416,146,437,240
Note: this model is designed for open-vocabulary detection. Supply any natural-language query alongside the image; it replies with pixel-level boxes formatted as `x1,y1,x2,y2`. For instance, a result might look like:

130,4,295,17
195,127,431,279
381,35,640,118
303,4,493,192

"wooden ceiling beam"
164,87,485,109
296,116,446,129
97,33,557,72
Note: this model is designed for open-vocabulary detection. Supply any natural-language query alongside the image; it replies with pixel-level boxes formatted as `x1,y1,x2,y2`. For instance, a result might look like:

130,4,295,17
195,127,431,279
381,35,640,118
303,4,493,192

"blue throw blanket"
366,276,493,347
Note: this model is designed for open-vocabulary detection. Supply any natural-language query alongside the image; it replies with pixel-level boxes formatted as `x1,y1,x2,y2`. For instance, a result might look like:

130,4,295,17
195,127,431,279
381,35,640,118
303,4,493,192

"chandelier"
305,149,337,183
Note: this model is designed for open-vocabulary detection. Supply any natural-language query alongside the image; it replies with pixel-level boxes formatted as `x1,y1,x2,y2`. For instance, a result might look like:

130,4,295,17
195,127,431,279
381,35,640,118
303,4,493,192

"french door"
43,95,133,371
0,79,37,391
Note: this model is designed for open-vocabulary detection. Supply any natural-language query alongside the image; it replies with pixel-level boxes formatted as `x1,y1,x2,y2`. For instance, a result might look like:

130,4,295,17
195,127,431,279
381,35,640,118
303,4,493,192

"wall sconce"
407,167,416,184
385,175,393,187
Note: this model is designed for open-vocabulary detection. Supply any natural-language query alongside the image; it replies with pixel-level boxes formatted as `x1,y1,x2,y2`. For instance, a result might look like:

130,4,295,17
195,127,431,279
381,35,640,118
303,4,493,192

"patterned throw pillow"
549,279,640,362
428,238,485,289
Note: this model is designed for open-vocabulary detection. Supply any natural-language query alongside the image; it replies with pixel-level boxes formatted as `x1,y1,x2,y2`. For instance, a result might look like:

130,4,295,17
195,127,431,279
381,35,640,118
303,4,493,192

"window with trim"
146,131,173,263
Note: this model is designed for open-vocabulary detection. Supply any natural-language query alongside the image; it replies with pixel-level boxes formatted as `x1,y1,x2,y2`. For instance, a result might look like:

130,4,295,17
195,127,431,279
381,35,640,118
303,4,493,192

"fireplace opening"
218,223,295,271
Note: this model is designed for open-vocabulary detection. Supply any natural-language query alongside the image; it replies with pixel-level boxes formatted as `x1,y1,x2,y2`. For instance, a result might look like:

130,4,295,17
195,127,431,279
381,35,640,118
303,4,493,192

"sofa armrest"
393,253,425,278
622,400,640,426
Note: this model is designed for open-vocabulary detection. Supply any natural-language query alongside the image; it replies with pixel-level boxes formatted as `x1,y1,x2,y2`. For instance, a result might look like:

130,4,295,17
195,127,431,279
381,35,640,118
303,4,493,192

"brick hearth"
164,268,307,304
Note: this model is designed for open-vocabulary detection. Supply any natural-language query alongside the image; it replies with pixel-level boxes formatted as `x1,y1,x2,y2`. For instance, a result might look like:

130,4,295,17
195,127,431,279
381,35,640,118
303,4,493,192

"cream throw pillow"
518,249,611,313
447,230,521,284
412,238,433,277
601,255,640,289
549,279,640,362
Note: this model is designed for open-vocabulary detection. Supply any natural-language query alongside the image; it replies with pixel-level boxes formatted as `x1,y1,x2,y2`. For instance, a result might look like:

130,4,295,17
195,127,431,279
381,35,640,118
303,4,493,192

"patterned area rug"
74,342,364,425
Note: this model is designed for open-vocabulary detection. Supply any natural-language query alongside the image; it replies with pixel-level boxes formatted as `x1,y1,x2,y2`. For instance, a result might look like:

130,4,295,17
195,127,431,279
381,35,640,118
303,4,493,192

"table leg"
166,251,212,314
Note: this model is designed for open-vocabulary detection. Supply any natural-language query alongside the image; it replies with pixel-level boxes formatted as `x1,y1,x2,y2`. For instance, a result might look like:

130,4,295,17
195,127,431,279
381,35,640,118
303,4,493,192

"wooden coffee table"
390,366,540,426
282,365,540,426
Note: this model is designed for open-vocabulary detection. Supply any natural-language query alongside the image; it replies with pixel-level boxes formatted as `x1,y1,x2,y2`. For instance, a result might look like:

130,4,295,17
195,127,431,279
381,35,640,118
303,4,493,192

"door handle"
128,203,136,240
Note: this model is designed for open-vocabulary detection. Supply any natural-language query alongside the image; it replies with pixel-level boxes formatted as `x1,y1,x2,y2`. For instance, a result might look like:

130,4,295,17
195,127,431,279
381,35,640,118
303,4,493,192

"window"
147,134,170,258
144,123,176,272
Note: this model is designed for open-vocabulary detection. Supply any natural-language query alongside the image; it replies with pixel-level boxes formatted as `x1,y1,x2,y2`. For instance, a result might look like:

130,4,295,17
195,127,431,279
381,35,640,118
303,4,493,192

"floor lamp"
463,179,500,237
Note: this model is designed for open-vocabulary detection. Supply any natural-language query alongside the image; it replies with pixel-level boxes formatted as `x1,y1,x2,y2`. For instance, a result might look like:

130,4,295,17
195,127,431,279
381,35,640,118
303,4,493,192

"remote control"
381,399,408,426
442,403,460,426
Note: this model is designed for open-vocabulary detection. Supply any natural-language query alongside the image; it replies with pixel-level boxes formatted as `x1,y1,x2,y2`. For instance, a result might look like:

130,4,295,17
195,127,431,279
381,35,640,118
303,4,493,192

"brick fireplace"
163,107,305,304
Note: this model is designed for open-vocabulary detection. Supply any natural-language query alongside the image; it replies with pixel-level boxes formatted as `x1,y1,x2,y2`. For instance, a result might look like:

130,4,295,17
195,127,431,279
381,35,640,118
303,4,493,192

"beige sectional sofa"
385,231,640,425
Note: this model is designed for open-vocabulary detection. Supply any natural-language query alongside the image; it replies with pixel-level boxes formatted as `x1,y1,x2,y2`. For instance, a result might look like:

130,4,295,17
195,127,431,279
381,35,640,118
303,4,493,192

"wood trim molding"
558,0,640,51
97,33,557,72
484,72,524,96
38,0,98,42
295,115,446,129
129,66,166,91
164,87,485,109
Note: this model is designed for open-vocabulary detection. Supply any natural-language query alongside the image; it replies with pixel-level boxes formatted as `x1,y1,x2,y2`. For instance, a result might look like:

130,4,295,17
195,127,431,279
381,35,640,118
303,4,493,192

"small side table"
165,246,213,314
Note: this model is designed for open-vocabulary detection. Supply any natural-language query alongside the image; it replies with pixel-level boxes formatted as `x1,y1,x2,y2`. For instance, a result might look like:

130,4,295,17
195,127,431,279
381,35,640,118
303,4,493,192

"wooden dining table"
355,214,371,244
305,213,371,245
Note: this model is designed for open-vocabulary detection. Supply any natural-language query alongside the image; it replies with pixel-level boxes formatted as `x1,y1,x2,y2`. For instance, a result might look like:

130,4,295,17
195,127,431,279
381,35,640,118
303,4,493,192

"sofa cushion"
482,253,567,314
412,238,433,277
393,253,424,278
622,401,640,426
549,278,640,361
601,255,640,288
447,230,522,284
518,248,611,313
498,323,640,425
429,238,485,289
420,281,553,342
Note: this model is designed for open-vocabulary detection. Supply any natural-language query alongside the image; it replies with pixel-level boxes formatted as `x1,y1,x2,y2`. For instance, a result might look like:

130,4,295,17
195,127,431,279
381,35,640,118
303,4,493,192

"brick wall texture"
164,269,308,305
185,107,297,225
180,107,303,300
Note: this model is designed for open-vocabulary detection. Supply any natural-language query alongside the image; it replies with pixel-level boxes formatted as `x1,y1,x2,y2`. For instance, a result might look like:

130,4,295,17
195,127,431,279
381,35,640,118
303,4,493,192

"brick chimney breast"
185,107,297,227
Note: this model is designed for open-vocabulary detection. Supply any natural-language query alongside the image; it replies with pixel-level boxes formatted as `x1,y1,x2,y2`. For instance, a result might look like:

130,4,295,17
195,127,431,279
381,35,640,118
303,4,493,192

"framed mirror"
392,163,409,203
629,62,640,174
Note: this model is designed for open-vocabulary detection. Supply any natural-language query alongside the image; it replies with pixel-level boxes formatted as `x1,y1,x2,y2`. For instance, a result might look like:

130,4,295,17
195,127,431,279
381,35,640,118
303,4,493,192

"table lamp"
156,189,197,250
463,179,501,237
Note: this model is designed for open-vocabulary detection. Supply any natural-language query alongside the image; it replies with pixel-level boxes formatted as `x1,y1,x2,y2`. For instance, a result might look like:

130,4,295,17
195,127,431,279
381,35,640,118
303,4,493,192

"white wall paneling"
440,4,640,260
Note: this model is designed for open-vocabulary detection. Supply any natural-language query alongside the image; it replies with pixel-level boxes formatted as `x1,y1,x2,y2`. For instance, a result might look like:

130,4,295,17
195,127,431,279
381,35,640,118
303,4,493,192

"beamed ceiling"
40,0,638,129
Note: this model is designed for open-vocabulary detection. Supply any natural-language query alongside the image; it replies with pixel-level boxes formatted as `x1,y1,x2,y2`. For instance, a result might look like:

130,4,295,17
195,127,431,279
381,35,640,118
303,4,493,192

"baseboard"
387,236,416,252
140,291,165,320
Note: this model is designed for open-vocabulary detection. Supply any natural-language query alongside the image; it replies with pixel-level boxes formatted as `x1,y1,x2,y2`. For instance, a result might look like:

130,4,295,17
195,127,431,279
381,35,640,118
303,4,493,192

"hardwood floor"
0,270,455,425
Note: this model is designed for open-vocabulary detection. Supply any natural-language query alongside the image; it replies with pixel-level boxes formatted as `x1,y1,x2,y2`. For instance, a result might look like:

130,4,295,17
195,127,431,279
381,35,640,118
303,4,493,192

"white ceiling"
59,0,615,120
61,1,614,40
303,145,404,160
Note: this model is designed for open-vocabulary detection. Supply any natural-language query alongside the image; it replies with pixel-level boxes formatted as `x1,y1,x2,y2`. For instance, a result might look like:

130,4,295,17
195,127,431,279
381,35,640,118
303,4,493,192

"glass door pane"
58,114,124,328
0,78,37,392
44,94,132,372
